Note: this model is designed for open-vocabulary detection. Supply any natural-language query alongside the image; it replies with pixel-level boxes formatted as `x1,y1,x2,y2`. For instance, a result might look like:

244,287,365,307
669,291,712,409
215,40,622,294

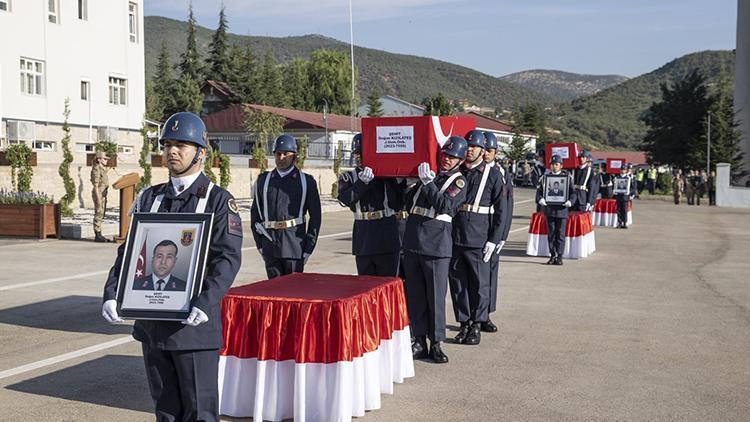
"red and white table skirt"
526,211,596,259
592,198,632,227
218,273,415,422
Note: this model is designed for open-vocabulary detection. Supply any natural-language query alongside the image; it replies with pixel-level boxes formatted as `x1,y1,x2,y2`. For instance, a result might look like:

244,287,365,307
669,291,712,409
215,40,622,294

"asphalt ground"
1,188,749,421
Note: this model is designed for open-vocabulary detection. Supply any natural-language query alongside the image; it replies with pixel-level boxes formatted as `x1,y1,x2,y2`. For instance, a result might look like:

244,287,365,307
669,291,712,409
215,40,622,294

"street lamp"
322,99,329,158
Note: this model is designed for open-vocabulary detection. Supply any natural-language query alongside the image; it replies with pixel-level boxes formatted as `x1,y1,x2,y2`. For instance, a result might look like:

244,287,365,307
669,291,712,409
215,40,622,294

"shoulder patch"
447,186,461,197
228,198,240,214
227,213,243,237
456,179,465,189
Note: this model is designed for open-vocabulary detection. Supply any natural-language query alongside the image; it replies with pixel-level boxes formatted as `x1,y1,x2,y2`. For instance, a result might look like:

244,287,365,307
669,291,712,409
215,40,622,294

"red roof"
459,112,514,133
203,104,361,133
590,151,647,165
201,80,235,99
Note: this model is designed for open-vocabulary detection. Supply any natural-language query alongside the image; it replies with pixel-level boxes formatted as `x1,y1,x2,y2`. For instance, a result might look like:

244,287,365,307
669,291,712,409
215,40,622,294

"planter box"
249,158,268,169
0,203,61,239
0,151,38,166
86,153,118,167
151,154,166,167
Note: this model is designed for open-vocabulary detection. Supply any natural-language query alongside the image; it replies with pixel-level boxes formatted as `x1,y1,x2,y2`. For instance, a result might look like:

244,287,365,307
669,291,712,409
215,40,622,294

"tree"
257,48,287,107
243,107,286,172
204,145,217,183
641,70,712,169
173,73,203,114
144,82,163,122
296,135,308,170
308,49,354,115
178,4,203,82
366,90,384,117
421,93,454,116
152,41,176,120
58,99,76,215
513,103,549,153
331,140,344,197
205,5,230,83
137,121,153,191
502,133,531,162
226,44,258,103
707,73,745,179
283,58,311,110
5,143,33,192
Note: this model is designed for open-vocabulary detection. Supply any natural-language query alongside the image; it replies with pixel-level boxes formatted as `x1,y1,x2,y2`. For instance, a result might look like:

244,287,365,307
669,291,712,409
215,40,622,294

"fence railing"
209,135,350,160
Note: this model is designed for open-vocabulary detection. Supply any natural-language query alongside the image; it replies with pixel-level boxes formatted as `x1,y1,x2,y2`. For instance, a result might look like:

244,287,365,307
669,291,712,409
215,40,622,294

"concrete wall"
0,161,343,210
736,0,750,184
716,163,750,208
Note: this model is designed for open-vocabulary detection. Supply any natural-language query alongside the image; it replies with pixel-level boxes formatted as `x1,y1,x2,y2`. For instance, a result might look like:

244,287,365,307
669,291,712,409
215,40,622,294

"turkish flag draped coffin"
526,211,596,259
545,142,580,169
606,158,627,175
361,116,476,177
593,198,633,227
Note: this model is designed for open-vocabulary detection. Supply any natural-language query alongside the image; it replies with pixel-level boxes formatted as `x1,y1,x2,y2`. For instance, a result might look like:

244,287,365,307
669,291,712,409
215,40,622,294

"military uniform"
672,173,684,204
91,153,109,240
614,169,636,228
251,166,321,279
572,161,597,212
598,170,613,199
337,169,404,276
489,162,513,316
537,169,576,263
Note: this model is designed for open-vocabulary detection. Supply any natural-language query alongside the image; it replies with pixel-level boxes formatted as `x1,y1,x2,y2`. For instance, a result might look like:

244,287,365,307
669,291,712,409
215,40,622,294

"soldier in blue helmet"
572,150,598,212
448,130,505,345
403,136,468,363
101,112,243,422
614,163,636,228
337,133,405,276
536,154,576,265
250,134,322,278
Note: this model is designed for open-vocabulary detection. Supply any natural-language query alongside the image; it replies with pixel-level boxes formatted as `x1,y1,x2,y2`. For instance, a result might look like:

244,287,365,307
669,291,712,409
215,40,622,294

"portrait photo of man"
133,240,187,292
548,181,562,197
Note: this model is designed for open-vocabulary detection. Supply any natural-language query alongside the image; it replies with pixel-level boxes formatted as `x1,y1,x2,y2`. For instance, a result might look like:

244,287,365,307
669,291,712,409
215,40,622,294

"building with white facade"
735,0,750,185
0,0,145,166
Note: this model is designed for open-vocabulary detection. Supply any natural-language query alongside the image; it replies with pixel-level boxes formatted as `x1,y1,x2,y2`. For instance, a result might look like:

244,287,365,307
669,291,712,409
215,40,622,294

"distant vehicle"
514,159,543,187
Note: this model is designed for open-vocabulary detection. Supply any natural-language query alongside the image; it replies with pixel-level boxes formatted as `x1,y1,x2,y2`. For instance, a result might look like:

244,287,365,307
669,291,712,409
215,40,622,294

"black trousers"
546,216,567,258
489,249,500,313
403,251,449,342
709,190,716,205
355,252,400,277
448,246,490,324
142,344,220,422
264,257,304,279
616,197,629,225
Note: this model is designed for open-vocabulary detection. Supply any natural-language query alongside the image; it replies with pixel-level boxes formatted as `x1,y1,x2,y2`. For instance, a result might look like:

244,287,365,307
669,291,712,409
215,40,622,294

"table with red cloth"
218,273,415,422
592,198,633,227
526,211,596,259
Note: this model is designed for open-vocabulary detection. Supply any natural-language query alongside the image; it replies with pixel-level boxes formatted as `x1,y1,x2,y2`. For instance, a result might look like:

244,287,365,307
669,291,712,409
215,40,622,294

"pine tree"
179,4,204,83
257,49,287,107
366,90,384,117
283,58,311,110
206,5,230,83
58,98,76,216
308,49,353,115
421,93,454,116
174,73,203,114
708,73,745,179
513,103,549,152
152,41,176,119
502,133,531,162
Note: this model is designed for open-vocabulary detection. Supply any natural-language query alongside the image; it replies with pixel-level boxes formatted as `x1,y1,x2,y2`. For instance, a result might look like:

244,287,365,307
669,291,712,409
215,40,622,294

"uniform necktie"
156,279,165,291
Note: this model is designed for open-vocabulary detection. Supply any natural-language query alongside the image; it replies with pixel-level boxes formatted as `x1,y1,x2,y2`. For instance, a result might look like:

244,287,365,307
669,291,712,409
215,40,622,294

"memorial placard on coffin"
606,158,626,175
361,116,475,177
545,142,580,169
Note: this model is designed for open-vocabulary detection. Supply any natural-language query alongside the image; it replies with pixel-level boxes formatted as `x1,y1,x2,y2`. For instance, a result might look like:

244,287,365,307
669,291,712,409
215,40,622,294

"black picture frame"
613,176,631,195
544,175,568,204
116,213,213,320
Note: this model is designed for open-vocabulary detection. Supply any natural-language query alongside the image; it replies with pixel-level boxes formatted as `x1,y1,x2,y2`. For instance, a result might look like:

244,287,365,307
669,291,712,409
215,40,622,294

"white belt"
263,217,305,230
411,206,452,222
575,185,589,191
461,204,493,214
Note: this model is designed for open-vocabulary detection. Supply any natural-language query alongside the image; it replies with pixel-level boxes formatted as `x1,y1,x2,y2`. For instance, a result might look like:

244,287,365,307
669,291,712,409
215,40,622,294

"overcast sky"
145,0,738,78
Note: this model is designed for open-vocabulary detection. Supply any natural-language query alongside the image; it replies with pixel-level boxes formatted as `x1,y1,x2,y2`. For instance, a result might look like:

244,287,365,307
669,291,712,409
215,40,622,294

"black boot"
464,323,481,345
412,336,428,359
429,341,449,364
480,319,498,333
546,255,556,265
94,231,107,243
454,321,471,344
555,256,563,265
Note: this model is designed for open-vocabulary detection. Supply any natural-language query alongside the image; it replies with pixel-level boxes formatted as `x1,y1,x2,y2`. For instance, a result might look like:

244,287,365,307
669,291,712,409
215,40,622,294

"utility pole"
349,0,356,132
707,111,711,174
322,99,329,158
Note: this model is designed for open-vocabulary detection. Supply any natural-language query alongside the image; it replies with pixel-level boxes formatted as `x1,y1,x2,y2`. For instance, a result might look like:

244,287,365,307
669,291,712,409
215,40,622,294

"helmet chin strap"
172,148,203,176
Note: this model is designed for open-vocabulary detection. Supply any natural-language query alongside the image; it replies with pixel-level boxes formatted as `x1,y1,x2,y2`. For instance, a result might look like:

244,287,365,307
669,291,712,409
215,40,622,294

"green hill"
556,50,735,148
144,16,553,110
500,69,628,102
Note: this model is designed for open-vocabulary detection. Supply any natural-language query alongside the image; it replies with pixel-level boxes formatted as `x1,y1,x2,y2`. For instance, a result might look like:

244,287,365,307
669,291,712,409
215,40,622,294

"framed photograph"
613,176,631,195
116,213,213,320
544,175,569,204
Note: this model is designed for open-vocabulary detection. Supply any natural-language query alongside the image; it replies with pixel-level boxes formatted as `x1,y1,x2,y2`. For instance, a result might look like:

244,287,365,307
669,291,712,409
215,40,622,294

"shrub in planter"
0,190,60,239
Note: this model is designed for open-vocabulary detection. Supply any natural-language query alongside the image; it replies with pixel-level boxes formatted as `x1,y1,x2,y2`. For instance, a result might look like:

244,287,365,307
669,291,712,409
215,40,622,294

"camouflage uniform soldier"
671,169,684,205
91,151,110,242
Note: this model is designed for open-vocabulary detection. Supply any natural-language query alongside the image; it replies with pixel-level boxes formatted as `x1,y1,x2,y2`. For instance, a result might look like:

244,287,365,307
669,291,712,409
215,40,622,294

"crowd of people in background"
671,168,716,206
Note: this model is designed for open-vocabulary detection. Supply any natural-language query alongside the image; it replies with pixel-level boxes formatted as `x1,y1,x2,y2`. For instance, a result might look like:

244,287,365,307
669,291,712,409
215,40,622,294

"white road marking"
0,271,109,292
509,226,527,234
240,230,351,251
0,335,135,381
515,199,533,205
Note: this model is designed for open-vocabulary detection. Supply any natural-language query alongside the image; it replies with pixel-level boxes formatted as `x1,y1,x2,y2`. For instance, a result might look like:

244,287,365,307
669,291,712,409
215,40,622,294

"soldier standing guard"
449,131,504,346
251,134,322,279
537,155,576,265
614,163,636,228
91,151,110,242
404,136,468,363
572,150,597,212
101,112,243,422
337,133,404,276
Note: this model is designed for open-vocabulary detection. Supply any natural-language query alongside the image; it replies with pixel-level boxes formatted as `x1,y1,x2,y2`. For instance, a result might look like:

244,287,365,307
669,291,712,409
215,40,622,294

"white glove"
495,240,505,254
482,241,497,263
358,167,374,184
102,299,124,324
182,306,208,327
418,162,435,185
538,198,547,206
303,252,311,265
564,200,572,208
585,203,592,212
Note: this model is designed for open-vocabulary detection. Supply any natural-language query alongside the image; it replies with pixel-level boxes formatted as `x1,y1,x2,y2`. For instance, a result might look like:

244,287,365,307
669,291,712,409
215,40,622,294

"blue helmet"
577,149,592,160
352,133,362,154
273,134,298,153
442,136,468,159
551,155,563,165
160,112,208,148
483,132,498,150
465,130,486,149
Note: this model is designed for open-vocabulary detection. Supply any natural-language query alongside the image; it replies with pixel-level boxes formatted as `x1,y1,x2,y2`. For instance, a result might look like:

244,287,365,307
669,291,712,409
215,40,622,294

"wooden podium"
112,173,140,243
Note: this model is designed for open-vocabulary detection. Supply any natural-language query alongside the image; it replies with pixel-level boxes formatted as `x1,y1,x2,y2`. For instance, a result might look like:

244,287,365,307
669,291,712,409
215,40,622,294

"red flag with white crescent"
134,235,147,282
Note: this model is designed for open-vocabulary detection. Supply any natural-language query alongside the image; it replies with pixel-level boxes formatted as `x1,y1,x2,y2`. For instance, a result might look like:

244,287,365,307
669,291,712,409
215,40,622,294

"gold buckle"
275,221,288,229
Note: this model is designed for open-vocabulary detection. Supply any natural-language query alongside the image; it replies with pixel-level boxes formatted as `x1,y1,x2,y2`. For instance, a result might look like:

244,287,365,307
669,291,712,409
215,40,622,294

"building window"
48,0,58,23
78,0,87,20
75,143,96,153
20,58,44,96
128,3,138,42
117,145,134,154
32,140,55,152
108,77,127,105
0,1,10,12
80,81,90,101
